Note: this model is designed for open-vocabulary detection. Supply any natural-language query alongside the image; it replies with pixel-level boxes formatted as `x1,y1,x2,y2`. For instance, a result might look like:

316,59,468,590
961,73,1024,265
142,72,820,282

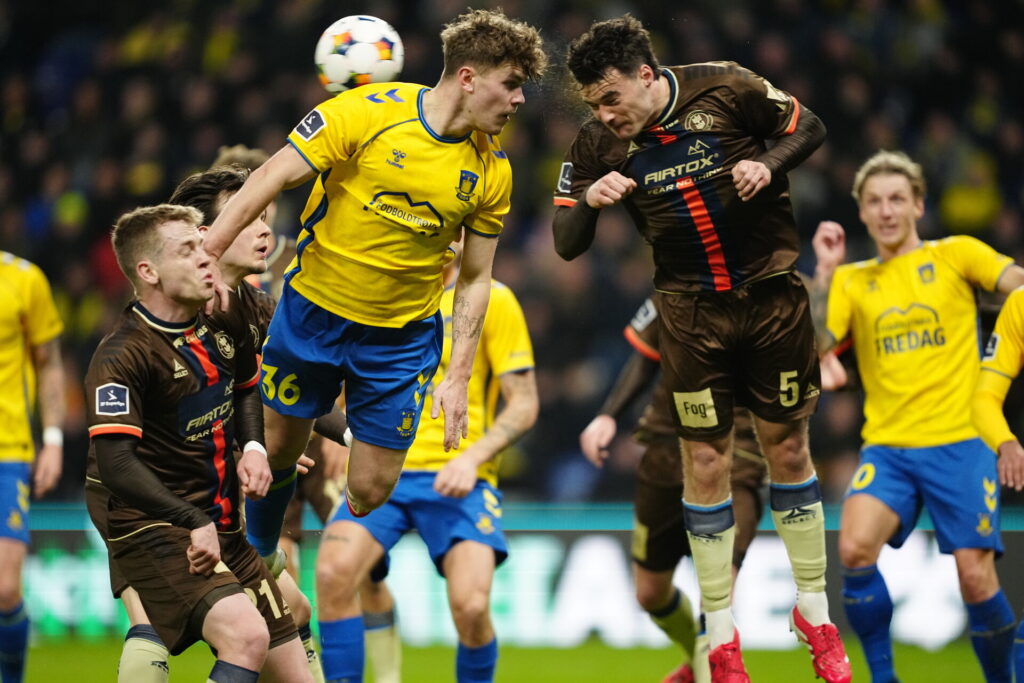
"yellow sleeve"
941,235,1013,292
974,289,1024,451
286,93,368,171
24,263,63,345
825,265,853,347
464,133,511,238
482,283,533,376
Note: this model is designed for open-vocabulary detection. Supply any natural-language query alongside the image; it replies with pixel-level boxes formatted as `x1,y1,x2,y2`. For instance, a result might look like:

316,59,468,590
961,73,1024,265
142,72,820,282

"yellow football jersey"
0,253,63,463
975,287,1024,450
284,82,512,327
405,280,533,486
827,236,1012,448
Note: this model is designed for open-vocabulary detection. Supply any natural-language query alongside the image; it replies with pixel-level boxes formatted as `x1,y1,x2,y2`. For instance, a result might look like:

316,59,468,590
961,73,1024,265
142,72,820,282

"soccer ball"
314,15,405,93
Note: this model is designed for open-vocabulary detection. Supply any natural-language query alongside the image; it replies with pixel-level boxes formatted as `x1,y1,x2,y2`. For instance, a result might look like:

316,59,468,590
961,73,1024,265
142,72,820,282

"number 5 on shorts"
779,370,799,407
262,364,301,406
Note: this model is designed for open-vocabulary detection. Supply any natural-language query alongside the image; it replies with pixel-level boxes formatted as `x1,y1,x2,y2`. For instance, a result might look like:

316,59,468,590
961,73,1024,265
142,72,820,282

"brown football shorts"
109,526,297,655
84,480,130,598
656,271,820,441
631,412,767,571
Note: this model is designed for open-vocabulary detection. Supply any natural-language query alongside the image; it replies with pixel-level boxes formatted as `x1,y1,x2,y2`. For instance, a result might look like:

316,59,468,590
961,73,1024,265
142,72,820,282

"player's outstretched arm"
580,351,659,467
808,220,847,353
203,145,317,310
552,172,635,261
433,232,497,451
31,337,64,497
435,369,538,497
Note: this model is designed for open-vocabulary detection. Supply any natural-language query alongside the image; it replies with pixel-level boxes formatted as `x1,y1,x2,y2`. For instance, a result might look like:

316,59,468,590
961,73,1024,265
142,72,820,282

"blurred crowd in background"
2,0,1023,504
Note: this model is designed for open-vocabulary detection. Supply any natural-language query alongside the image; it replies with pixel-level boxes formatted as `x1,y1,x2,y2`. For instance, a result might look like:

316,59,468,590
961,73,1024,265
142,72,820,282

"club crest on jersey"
96,383,129,416
249,324,260,347
557,162,574,193
456,170,479,201
214,332,235,359
684,110,714,131
918,263,935,284
396,410,417,438
977,513,994,537
295,109,326,141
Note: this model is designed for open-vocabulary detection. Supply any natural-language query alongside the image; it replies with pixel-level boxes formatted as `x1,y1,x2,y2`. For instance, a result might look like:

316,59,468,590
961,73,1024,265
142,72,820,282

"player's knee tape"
769,475,822,511
683,499,735,536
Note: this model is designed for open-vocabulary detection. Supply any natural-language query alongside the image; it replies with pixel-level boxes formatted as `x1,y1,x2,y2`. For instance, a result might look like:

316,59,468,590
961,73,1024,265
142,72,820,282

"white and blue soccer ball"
314,15,404,93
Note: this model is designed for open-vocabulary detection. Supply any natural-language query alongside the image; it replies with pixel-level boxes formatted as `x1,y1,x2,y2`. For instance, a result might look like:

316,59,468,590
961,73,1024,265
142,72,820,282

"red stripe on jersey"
211,419,232,528
553,197,577,207
624,326,661,362
237,373,259,390
783,98,801,135
186,330,220,386
677,177,731,291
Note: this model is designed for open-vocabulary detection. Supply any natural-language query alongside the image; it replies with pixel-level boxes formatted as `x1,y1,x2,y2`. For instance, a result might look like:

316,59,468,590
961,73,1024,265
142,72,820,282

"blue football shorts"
846,437,1002,554
0,462,32,544
330,471,509,578
260,284,442,450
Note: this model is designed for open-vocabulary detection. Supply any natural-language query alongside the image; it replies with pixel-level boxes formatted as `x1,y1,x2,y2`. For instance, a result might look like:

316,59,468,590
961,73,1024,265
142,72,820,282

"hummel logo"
173,359,188,379
781,506,816,524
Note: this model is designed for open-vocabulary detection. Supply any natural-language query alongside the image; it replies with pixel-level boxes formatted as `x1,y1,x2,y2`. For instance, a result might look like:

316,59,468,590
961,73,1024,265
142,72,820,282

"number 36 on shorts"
261,364,301,406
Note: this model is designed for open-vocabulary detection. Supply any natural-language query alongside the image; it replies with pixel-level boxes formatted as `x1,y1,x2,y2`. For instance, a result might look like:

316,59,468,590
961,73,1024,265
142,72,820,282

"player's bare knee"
956,552,999,603
288,591,312,627
348,479,394,512
227,621,270,668
635,582,673,613
314,552,363,602
837,532,879,568
0,580,21,611
450,591,491,637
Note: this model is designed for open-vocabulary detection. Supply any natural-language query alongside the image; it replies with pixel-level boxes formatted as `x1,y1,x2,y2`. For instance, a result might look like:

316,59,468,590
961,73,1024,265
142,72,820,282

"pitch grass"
26,637,979,681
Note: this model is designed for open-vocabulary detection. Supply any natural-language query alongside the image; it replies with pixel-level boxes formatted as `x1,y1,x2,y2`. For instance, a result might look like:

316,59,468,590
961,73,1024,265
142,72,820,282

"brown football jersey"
85,294,258,537
554,62,803,293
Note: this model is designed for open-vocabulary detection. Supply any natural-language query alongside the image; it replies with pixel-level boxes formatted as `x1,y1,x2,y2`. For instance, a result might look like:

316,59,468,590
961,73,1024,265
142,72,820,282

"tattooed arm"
430,231,498,451
31,338,65,496
434,369,538,497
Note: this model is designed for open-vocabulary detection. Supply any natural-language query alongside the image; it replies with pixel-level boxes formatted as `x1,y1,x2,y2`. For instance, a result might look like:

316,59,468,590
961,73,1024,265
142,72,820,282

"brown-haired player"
83,204,312,682
553,15,848,683
198,11,545,680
